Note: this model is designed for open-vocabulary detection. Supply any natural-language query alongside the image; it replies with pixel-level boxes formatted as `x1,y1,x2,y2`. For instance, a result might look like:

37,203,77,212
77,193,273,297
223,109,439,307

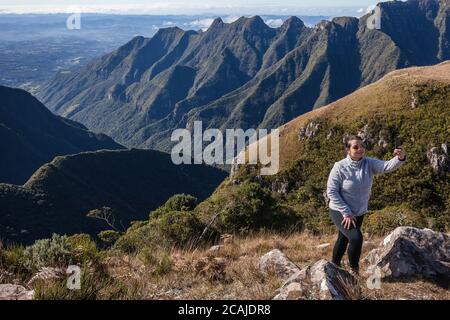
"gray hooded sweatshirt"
326,154,406,217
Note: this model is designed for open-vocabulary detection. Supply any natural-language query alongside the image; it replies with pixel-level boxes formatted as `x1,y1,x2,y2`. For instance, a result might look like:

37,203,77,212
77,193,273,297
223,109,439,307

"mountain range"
37,0,450,154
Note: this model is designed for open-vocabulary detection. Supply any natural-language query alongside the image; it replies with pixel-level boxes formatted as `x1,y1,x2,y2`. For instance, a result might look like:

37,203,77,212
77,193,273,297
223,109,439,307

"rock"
270,179,290,195
273,259,359,300
377,138,388,149
363,227,450,287
410,93,418,108
258,249,300,281
357,124,374,147
298,121,321,140
326,130,334,140
273,282,306,300
0,284,34,300
229,157,240,178
207,245,224,255
427,144,448,174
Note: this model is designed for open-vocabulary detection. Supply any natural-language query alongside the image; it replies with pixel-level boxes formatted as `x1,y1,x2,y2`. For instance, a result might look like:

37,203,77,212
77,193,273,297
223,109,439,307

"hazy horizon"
0,0,384,16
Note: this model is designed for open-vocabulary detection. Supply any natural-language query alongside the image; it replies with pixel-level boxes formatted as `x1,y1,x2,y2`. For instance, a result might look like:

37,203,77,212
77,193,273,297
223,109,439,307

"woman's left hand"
394,146,406,161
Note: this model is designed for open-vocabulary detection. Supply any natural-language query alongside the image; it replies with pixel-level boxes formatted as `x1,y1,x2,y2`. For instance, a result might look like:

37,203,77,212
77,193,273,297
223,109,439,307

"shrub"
149,210,204,248
138,248,172,276
114,224,153,253
21,233,101,272
0,244,27,276
22,234,73,271
98,230,121,246
150,194,197,219
212,182,298,234
363,205,427,236
66,234,101,265
116,208,204,253
33,266,125,300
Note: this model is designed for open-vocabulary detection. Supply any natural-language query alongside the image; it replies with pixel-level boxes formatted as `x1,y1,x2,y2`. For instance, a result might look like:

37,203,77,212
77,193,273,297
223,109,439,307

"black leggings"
329,209,364,270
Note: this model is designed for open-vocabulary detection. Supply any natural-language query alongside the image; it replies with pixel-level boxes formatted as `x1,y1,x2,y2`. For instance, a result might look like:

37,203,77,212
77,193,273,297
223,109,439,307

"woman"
326,135,406,275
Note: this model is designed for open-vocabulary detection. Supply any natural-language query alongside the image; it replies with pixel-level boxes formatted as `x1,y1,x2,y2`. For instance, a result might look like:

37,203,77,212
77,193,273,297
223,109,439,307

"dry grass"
102,230,449,300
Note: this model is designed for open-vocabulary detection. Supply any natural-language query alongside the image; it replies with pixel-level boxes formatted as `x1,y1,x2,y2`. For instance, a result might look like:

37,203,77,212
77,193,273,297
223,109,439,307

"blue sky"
0,0,382,15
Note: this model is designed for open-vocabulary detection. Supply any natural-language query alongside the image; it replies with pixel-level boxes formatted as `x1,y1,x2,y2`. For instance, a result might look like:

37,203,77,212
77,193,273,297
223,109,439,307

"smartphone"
394,137,403,149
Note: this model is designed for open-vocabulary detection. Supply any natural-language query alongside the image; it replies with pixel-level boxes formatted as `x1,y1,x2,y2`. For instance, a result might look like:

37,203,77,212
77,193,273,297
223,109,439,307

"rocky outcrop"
298,122,321,140
364,227,450,287
0,284,34,300
354,124,392,150
427,143,449,174
258,250,359,300
270,179,290,195
257,249,300,281
273,260,359,300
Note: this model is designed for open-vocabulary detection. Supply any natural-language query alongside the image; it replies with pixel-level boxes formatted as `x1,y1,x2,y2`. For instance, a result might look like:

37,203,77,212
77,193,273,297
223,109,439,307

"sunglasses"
350,144,365,150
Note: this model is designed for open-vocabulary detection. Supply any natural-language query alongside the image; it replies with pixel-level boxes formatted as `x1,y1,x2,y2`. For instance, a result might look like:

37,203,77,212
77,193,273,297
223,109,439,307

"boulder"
0,284,34,300
364,227,450,287
427,144,448,174
273,259,359,300
257,249,300,281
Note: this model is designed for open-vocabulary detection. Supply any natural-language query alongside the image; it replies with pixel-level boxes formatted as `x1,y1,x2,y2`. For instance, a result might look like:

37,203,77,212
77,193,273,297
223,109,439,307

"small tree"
87,207,120,231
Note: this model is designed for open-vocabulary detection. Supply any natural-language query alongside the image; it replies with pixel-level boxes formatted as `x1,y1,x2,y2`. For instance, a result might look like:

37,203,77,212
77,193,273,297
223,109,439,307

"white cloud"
264,18,284,28
222,16,241,23
183,18,215,31
0,3,370,16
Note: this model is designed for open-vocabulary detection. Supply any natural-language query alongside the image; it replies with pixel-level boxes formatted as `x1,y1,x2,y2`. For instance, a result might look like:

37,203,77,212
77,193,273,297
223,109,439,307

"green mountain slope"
0,149,227,244
0,85,124,184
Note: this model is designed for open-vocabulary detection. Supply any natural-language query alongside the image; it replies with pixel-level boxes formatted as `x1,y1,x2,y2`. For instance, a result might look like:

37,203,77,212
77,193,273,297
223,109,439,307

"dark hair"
344,135,363,149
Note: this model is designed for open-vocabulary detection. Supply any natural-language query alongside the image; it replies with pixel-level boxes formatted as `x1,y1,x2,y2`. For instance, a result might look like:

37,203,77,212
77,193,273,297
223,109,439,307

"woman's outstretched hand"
394,146,406,161
342,216,357,230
